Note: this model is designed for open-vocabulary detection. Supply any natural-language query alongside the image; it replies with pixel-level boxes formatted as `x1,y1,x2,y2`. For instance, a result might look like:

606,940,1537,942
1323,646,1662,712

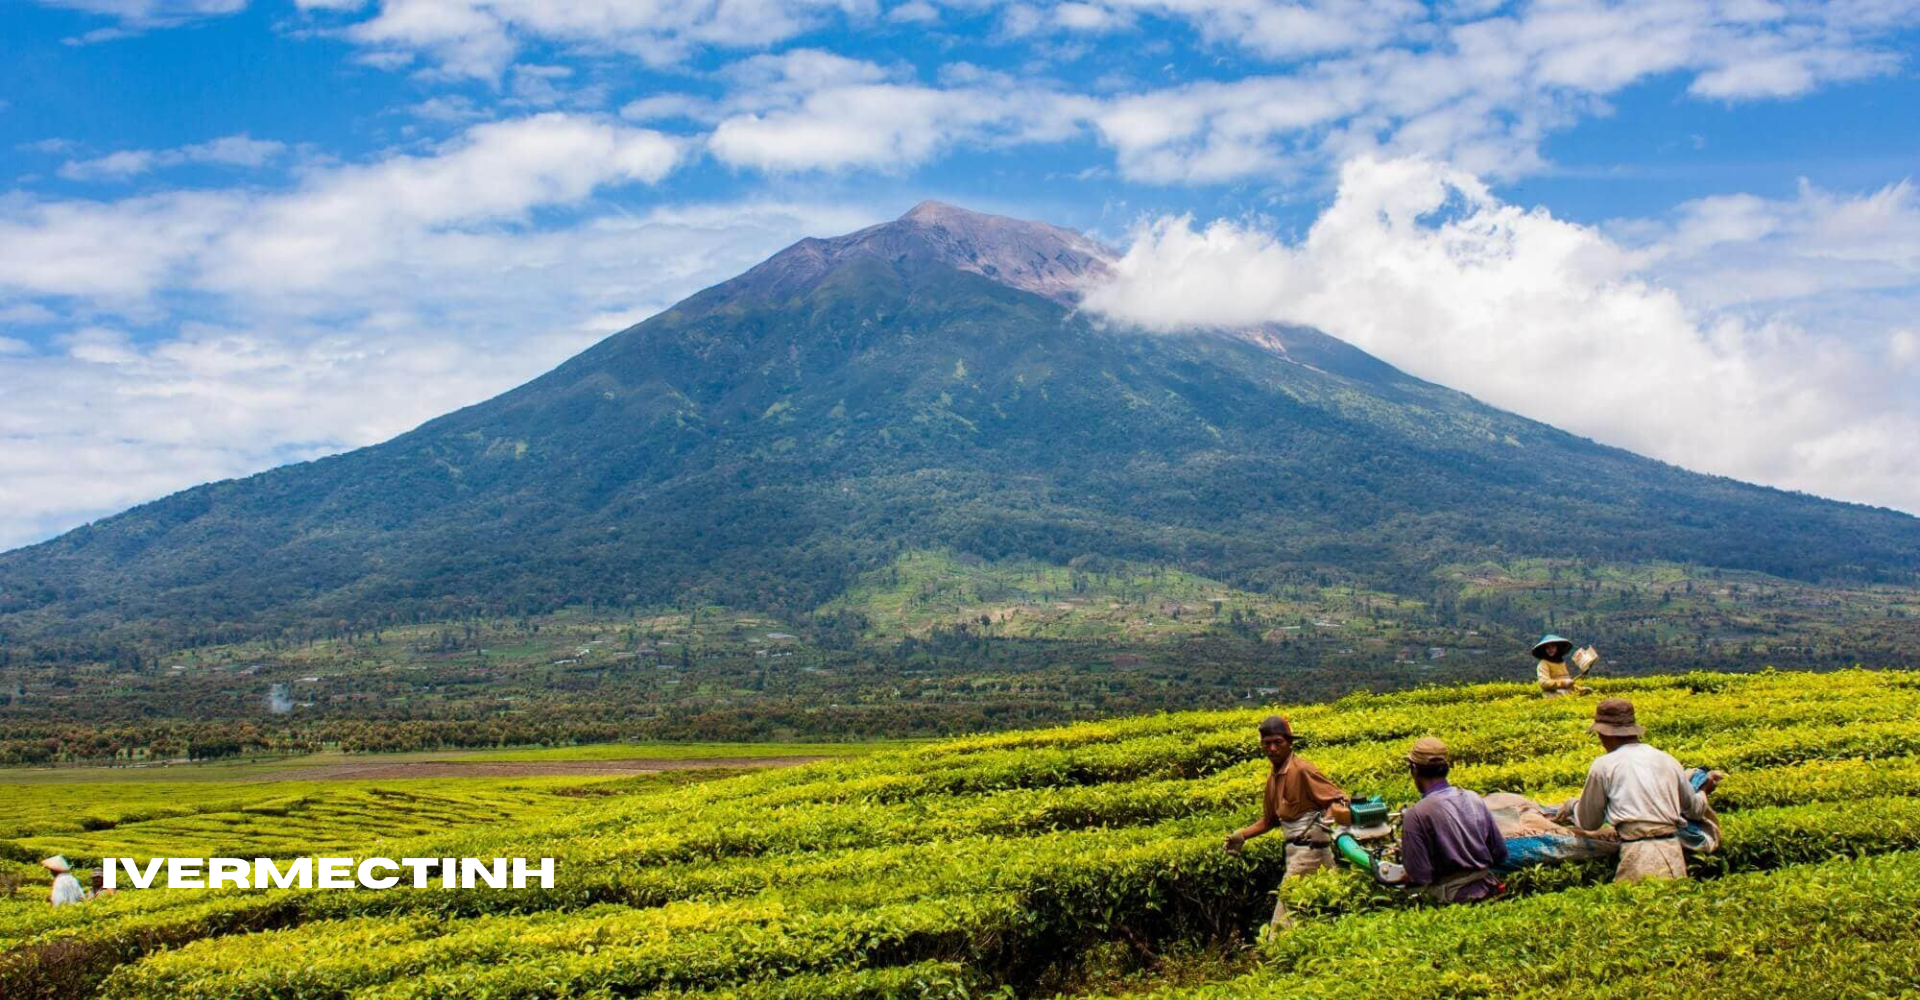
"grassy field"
0,740,891,873
0,776,617,864
437,740,898,762
1,742,891,780
3,669,1917,999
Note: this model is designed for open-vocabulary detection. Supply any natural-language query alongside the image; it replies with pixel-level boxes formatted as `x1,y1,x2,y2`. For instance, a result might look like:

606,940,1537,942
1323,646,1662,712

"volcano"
1,201,1914,649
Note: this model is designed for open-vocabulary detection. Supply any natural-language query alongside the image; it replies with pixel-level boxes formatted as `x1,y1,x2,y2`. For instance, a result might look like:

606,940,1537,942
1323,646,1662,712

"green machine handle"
1333,795,1395,881
1333,831,1376,874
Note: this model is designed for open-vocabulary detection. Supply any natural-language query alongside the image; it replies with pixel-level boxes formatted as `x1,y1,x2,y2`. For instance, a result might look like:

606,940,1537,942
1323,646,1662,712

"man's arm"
1481,802,1509,868
1300,760,1354,824
1675,758,1710,823
1232,815,1274,841
1400,811,1434,886
1225,783,1278,853
1573,762,1609,831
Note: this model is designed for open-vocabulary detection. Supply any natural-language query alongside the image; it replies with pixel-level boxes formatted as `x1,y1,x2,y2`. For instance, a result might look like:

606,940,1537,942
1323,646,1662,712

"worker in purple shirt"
1395,737,1507,904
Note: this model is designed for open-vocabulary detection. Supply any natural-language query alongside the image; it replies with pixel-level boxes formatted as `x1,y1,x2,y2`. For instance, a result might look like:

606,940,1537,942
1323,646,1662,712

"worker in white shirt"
42,855,86,907
1569,698,1721,881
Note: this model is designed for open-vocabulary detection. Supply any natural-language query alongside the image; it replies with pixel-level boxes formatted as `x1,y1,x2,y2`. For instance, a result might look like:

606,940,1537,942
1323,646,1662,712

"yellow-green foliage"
0,777,617,863
441,741,889,763
5,670,1920,1000
1133,852,1920,1000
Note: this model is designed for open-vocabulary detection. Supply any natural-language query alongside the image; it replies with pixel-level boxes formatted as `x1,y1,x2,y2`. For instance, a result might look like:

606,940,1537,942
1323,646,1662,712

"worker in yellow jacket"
1531,635,1595,696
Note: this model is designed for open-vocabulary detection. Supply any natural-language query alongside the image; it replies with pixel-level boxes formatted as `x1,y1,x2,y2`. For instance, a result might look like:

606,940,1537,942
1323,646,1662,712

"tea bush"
5,670,1918,1000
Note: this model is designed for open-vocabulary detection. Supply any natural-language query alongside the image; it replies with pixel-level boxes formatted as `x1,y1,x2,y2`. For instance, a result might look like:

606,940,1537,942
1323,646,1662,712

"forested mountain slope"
1,202,1914,652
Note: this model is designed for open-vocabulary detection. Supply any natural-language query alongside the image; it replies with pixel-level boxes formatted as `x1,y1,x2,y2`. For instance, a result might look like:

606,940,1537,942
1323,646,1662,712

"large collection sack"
1482,768,1721,873
1484,792,1619,871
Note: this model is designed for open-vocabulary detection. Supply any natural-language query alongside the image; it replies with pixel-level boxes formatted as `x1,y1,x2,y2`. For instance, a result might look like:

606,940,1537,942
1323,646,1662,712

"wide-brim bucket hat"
1589,698,1646,738
1531,635,1573,660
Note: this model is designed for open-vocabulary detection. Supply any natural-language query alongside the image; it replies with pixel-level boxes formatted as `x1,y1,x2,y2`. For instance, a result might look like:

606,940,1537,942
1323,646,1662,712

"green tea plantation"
5,669,1919,999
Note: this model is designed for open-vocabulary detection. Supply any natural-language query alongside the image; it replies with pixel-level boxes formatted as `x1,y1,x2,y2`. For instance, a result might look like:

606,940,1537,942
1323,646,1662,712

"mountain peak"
896,199,1024,228
712,200,1116,308
899,199,965,222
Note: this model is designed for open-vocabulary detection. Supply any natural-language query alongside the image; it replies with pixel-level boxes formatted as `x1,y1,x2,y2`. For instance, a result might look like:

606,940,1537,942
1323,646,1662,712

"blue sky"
1,0,1917,551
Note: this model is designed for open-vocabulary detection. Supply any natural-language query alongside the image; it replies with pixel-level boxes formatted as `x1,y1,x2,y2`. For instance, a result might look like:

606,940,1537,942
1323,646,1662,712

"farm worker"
1223,714,1353,928
1570,699,1720,882
1395,737,1507,903
42,856,85,907
89,871,116,899
1530,635,1595,696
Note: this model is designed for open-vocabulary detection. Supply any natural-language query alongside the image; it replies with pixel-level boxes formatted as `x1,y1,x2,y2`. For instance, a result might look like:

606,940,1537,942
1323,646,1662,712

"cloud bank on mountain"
1083,156,1920,514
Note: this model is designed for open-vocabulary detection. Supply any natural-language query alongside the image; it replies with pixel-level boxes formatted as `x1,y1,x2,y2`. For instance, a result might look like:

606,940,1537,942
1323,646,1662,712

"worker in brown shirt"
1223,714,1352,928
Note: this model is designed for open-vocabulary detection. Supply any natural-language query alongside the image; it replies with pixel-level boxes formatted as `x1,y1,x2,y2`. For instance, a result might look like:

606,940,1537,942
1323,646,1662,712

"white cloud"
1052,2,1131,32
0,114,683,310
315,0,881,80
36,0,245,33
0,113,699,547
508,63,575,105
1890,328,1919,369
707,52,1092,172
242,0,1920,184
711,84,1015,171
727,48,894,95
353,48,417,70
66,26,138,44
1689,43,1901,101
1084,156,1920,513
202,114,683,297
0,207,883,551
57,149,161,181
592,0,1917,185
403,94,490,122
1084,0,1414,56
58,134,286,181
620,93,719,123
185,134,285,166
998,2,1045,35
58,325,144,364
500,62,611,109
886,0,938,21
0,189,246,303
1076,0,1920,182
0,319,582,552
0,302,59,326
1636,179,1920,314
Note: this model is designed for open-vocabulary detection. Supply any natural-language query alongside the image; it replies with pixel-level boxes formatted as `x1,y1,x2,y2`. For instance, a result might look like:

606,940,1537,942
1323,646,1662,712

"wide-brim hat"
39,855,70,873
1531,635,1573,660
1588,698,1646,737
